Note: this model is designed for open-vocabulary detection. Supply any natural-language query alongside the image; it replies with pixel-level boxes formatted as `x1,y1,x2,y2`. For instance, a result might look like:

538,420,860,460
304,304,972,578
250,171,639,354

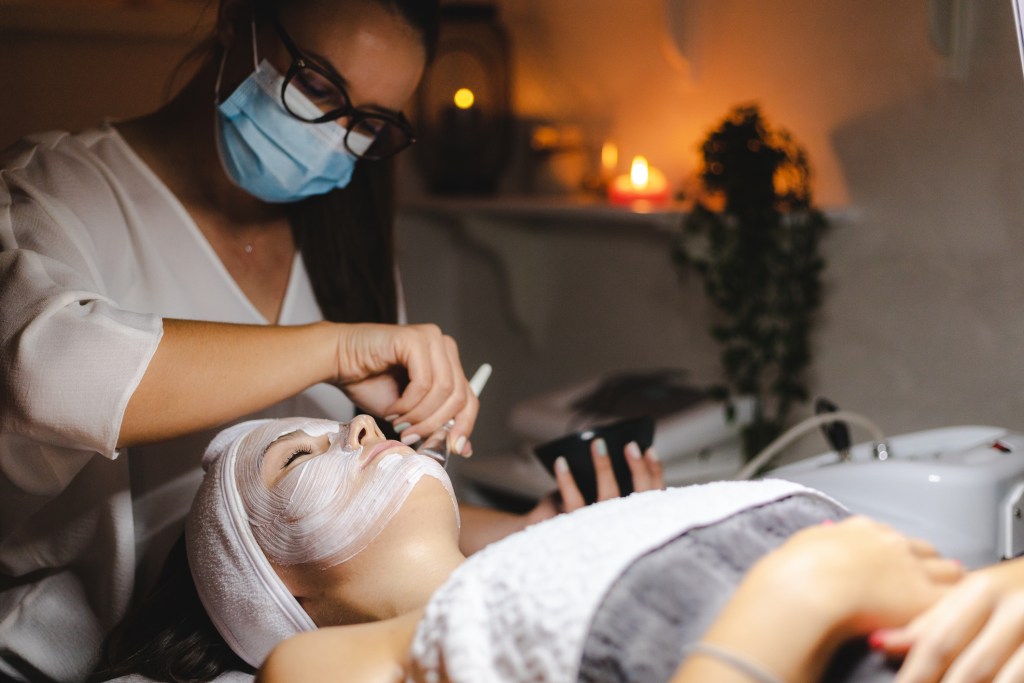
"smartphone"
533,416,655,505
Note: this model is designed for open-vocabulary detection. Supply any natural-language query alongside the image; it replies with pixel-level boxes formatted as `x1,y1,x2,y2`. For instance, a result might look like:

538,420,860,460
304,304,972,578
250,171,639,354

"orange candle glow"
600,141,618,181
608,155,670,205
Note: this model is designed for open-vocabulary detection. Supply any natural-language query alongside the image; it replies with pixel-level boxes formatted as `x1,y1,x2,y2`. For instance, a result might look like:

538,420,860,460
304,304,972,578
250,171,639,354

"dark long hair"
92,536,251,682
290,156,399,325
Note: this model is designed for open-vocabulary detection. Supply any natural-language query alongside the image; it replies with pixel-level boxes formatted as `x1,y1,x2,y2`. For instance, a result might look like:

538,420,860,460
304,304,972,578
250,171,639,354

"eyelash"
282,446,313,469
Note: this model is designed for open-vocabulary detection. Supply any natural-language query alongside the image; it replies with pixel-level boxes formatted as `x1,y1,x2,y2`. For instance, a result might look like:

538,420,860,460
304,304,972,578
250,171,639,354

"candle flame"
630,156,650,189
601,142,618,172
453,88,475,109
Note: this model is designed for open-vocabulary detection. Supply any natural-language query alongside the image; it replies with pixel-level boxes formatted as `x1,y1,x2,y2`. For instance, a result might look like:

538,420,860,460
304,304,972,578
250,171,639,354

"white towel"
408,480,834,682
185,419,316,668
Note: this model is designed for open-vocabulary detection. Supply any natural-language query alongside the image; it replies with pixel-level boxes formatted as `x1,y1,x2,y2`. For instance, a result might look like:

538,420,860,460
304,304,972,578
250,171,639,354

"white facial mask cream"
233,418,459,567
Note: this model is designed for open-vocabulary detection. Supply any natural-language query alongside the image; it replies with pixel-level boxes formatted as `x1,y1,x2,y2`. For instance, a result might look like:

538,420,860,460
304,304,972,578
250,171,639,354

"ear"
216,0,252,48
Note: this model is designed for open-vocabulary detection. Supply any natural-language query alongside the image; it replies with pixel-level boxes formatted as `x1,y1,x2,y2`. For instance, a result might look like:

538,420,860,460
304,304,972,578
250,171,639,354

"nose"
347,414,385,450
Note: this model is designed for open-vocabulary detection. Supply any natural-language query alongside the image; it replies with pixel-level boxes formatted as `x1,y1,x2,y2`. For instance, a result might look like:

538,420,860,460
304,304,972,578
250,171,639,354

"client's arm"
457,439,664,555
670,517,964,683
257,610,422,683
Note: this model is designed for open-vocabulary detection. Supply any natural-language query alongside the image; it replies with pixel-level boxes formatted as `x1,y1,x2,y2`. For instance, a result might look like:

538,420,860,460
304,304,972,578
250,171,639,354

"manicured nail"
868,630,889,649
645,447,659,462
394,422,411,433
821,518,835,525
625,441,642,460
594,439,608,457
555,456,569,474
400,432,420,445
464,443,473,457
384,414,399,422
454,435,467,455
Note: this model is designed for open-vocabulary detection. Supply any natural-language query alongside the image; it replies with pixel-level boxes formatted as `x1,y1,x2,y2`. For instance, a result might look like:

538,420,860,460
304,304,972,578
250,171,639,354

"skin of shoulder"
257,609,424,683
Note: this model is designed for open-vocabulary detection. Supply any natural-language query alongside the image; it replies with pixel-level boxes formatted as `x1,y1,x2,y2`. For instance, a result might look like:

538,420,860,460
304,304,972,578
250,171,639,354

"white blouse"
0,125,353,682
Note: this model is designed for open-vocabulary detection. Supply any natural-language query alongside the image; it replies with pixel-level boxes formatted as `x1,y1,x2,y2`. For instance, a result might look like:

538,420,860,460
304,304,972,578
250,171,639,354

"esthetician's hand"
333,323,478,455
527,438,665,522
870,556,1024,683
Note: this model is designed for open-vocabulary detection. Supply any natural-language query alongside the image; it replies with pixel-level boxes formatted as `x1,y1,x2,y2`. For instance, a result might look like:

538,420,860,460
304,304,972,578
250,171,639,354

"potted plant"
673,104,828,458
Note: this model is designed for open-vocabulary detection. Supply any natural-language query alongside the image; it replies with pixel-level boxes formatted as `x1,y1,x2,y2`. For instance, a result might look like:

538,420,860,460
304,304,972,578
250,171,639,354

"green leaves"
673,105,828,459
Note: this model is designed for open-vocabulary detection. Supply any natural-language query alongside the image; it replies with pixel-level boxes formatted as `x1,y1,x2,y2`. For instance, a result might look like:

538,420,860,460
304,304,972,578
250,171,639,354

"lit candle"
600,141,618,184
608,155,670,205
442,87,480,150
453,87,475,110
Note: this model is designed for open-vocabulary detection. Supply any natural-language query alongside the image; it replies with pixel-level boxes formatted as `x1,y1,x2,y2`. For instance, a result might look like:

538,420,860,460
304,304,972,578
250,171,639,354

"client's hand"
334,323,478,455
871,556,1024,683
671,517,963,683
745,517,964,638
527,439,665,523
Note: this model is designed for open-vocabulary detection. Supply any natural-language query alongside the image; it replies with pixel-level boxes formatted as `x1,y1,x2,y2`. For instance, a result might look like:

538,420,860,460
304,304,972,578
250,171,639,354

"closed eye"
282,445,314,469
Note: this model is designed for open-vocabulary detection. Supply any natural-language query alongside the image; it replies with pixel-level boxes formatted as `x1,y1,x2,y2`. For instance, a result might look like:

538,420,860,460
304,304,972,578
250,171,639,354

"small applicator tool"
420,363,492,468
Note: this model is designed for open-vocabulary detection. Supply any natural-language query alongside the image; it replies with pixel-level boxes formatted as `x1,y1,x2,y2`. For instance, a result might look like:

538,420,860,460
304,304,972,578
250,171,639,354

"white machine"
767,425,1024,569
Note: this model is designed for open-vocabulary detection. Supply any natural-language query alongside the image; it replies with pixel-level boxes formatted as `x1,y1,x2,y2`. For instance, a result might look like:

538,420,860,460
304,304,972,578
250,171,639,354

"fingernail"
555,456,569,474
454,435,466,455
400,432,420,445
394,422,411,433
594,439,608,457
464,443,474,457
868,630,889,649
821,518,835,526
625,441,642,460
384,415,399,422
645,447,659,462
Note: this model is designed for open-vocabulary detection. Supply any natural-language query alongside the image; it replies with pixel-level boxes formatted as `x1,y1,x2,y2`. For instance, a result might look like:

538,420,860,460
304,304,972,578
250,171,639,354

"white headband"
186,418,315,667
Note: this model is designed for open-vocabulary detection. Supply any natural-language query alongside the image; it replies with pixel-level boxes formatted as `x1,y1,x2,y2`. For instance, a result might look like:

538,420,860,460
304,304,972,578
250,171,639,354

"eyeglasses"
266,13,417,161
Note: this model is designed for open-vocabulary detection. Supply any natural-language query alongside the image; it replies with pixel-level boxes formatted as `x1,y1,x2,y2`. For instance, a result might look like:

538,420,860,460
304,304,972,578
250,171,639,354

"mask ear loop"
215,17,260,103
250,16,260,70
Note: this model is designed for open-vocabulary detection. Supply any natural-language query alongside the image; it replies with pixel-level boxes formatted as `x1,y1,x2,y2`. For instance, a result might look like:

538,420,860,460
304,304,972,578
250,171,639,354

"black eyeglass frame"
265,13,417,160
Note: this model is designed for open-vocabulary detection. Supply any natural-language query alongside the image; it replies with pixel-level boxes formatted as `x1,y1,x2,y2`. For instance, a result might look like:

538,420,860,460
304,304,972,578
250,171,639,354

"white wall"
397,0,1024,457
0,1,209,150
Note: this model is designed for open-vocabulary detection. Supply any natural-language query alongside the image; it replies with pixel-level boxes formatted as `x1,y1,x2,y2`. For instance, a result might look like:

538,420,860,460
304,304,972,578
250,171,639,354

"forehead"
276,1,426,102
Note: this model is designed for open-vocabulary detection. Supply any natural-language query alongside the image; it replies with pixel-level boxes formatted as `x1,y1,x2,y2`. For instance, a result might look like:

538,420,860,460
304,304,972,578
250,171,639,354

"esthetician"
0,0,524,680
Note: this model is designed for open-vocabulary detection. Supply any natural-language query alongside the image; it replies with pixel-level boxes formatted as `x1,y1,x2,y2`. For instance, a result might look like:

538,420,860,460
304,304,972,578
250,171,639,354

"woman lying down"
98,415,1024,683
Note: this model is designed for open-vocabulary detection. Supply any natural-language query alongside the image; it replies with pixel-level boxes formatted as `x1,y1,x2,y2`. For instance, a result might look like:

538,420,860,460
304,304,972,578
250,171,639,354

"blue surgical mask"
215,55,373,203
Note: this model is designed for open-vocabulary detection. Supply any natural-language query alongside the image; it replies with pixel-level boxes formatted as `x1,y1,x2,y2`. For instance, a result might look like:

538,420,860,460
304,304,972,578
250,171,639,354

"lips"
360,440,414,469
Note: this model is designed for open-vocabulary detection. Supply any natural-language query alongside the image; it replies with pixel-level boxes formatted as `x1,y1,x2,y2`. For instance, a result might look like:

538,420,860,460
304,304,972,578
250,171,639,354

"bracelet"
684,642,783,683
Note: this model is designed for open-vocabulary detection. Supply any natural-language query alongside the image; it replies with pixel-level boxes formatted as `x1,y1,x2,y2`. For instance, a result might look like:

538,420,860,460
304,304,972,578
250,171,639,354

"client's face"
234,415,460,571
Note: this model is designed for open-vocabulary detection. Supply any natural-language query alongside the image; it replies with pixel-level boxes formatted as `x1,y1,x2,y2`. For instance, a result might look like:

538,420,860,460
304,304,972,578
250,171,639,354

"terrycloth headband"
185,418,319,667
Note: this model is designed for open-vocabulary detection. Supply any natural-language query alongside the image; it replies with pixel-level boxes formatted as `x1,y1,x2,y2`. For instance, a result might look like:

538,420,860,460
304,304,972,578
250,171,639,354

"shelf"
399,194,855,229
399,194,691,231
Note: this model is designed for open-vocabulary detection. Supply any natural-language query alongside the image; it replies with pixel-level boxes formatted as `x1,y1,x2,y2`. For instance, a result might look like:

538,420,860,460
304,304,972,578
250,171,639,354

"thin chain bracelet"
683,642,784,683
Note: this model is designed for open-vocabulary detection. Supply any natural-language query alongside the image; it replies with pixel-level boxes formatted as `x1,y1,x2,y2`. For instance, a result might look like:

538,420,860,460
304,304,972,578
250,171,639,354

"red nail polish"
868,631,887,649
821,518,835,526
